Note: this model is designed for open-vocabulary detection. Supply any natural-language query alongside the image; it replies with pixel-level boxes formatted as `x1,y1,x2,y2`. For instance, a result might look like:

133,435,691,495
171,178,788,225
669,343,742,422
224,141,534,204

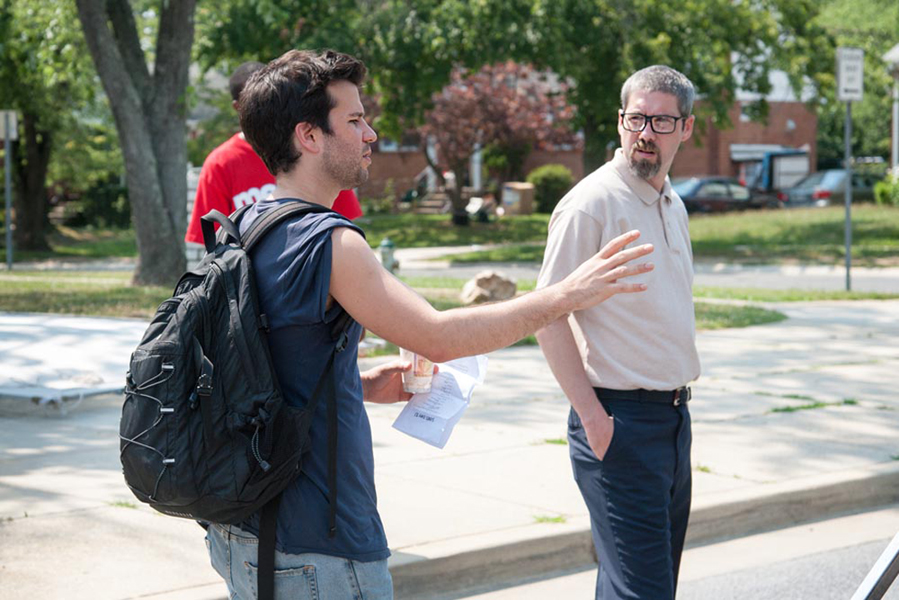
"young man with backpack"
199,49,655,599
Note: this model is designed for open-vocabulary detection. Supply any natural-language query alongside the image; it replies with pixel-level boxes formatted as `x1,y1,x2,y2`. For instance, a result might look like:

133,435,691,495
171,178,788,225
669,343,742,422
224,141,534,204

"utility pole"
1,111,17,271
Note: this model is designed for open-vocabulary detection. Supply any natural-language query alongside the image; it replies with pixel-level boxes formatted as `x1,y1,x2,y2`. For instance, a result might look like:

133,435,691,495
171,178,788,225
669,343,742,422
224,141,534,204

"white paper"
392,355,488,448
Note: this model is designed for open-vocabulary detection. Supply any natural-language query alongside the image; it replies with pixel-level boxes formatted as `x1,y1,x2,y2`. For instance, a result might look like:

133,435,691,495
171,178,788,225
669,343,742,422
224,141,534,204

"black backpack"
120,201,352,600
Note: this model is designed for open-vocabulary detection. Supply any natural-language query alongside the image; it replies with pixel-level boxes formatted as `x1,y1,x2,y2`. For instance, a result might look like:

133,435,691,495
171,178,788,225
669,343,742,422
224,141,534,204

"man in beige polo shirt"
536,65,700,600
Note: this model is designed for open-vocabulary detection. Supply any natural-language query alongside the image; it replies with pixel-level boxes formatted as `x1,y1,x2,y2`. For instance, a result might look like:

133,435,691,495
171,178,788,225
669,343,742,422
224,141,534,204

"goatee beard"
628,141,661,181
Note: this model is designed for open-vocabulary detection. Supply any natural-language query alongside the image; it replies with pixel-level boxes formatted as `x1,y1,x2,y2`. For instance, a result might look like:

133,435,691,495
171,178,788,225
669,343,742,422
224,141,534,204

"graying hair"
620,65,695,117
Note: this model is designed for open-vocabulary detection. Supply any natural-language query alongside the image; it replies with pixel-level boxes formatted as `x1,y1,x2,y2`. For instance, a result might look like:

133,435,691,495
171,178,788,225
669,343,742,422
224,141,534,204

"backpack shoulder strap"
201,209,244,253
240,200,331,253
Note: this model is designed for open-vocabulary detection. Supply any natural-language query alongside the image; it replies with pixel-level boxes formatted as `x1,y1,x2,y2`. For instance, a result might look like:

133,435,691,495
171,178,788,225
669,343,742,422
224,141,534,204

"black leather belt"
594,387,691,406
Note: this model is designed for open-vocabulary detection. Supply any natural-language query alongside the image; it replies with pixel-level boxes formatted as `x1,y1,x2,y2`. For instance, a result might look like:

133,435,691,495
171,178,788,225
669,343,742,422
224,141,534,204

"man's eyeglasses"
619,111,687,134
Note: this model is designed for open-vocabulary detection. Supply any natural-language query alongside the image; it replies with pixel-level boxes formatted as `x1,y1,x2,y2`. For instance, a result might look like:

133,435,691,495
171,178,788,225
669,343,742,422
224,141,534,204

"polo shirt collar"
612,148,673,206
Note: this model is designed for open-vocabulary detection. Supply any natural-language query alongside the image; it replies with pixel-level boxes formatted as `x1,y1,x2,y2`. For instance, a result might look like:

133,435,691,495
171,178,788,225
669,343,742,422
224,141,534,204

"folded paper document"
392,354,488,448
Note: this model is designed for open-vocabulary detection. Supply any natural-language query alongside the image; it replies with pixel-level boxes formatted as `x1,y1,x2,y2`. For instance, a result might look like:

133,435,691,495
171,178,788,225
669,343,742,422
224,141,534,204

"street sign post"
837,48,864,291
1,110,16,271
837,47,864,102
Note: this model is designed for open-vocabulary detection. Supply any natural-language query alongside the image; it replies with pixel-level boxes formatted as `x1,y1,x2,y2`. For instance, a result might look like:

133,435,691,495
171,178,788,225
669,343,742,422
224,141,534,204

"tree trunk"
449,166,469,226
11,111,52,251
75,0,194,286
421,144,446,188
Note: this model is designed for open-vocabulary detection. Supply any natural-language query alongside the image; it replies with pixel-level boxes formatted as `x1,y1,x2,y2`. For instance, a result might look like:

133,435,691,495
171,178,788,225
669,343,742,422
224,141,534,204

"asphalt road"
455,505,899,600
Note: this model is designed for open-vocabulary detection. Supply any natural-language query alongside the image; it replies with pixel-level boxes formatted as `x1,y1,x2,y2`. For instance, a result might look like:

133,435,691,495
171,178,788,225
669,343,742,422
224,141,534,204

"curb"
390,462,899,599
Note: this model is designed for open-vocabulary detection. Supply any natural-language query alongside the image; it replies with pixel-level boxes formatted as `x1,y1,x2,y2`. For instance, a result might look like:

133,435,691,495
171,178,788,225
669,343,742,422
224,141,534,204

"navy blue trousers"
568,395,692,600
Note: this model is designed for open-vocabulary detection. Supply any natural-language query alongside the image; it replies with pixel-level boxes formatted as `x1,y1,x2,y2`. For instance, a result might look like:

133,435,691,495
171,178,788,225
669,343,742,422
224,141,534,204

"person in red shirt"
185,62,362,245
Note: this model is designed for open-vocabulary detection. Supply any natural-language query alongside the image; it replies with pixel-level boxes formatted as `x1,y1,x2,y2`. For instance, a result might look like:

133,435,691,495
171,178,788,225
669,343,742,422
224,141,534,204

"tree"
194,0,361,70
480,63,579,186
814,0,899,167
361,0,536,141
75,0,195,285
420,62,579,223
528,0,833,172
0,0,97,251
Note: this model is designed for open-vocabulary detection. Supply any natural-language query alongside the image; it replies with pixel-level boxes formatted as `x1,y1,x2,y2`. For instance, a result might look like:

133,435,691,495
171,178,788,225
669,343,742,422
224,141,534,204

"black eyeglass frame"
619,111,688,134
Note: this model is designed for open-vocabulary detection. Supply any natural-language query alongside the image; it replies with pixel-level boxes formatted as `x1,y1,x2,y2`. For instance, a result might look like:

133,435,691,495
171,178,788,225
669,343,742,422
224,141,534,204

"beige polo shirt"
537,149,701,390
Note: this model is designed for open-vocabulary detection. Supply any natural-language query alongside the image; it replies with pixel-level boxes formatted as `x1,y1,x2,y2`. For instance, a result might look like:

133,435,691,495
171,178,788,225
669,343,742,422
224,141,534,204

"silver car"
780,169,882,207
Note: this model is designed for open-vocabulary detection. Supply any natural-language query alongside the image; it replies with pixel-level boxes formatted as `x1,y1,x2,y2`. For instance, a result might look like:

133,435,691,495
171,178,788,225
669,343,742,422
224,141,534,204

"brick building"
671,100,817,180
360,103,815,201
356,68,818,199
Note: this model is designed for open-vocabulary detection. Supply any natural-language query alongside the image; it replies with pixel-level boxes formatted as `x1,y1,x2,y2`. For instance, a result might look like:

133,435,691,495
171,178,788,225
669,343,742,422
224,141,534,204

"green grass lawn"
2,216,550,261
0,271,169,318
0,270,787,338
358,213,551,248
10,205,899,267
443,205,899,266
404,277,899,303
693,286,899,302
0,226,137,262
446,245,545,263
688,205,899,265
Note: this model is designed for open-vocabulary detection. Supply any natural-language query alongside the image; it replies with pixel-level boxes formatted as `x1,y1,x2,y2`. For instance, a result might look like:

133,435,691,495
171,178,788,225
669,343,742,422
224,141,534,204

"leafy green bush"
361,179,396,214
527,164,574,213
63,179,131,228
874,176,899,207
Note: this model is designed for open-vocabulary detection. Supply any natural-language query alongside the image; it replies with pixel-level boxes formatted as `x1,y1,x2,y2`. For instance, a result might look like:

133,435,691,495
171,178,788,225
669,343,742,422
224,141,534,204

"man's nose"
638,125,657,142
363,121,377,143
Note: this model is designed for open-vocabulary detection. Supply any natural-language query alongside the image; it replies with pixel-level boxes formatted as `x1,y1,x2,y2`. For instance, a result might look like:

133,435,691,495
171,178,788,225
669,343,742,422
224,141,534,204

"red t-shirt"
185,134,363,244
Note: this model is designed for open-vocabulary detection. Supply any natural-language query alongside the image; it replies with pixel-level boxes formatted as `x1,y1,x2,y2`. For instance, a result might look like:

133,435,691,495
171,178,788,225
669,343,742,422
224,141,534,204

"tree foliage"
195,0,361,69
363,0,835,173
421,62,579,217
0,0,100,250
527,0,833,170
190,0,839,230
814,0,899,166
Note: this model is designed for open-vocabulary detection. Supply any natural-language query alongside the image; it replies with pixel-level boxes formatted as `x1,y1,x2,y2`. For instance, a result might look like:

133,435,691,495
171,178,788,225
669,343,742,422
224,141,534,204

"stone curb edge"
390,463,899,599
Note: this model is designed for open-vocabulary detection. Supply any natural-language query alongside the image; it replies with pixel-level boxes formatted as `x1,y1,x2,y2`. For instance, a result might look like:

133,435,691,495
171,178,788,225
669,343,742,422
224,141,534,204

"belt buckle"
673,387,688,406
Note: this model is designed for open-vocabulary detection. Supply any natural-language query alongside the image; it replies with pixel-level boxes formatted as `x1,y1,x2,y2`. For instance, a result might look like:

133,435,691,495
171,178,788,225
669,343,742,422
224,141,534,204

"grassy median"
0,271,788,338
5,205,898,266
441,205,899,266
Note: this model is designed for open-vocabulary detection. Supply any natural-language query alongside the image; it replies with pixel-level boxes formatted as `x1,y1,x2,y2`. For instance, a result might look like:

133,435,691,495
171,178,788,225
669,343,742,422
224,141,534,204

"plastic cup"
399,348,434,393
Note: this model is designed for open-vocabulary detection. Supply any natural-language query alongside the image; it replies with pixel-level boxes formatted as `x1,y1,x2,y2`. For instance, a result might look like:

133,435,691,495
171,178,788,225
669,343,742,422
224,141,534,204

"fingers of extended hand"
380,360,412,375
609,281,649,294
604,242,654,270
597,229,642,259
605,261,654,281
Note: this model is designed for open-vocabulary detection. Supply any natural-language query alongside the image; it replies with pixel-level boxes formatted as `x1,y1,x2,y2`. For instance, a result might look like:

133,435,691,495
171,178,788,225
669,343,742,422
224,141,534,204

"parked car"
779,169,882,207
671,176,782,214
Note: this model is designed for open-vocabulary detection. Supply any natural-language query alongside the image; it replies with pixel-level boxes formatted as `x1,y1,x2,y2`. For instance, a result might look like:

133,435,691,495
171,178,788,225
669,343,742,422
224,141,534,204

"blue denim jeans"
206,523,393,600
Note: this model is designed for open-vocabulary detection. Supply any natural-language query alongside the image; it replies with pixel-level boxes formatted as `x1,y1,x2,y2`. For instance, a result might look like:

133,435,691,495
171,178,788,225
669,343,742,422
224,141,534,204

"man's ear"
294,122,322,155
680,115,695,144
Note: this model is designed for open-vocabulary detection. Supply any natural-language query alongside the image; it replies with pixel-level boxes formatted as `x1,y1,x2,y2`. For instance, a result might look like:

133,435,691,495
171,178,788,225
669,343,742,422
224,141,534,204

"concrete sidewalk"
2,301,899,599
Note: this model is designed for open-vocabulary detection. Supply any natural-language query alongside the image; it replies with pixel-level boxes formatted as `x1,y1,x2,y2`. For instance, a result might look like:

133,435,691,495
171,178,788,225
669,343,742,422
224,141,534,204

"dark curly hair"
238,50,367,176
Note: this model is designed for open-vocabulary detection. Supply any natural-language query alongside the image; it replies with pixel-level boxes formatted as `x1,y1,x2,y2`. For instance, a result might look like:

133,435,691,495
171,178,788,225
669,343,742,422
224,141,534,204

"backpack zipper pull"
252,425,271,472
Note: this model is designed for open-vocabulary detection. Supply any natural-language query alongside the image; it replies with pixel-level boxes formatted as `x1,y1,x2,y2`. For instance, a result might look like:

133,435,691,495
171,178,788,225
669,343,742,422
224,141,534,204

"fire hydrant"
379,237,399,273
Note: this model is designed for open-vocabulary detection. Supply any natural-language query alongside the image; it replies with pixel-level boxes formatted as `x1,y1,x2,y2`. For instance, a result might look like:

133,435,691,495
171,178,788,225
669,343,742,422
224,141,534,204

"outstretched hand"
563,230,654,311
361,359,438,404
